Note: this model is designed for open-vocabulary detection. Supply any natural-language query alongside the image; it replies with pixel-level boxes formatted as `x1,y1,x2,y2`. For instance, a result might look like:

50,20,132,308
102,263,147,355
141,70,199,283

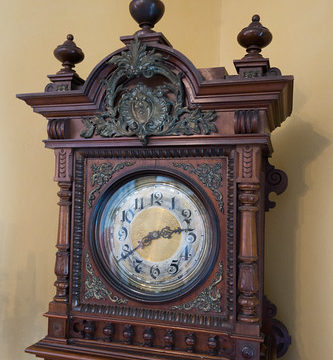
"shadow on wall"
265,116,330,360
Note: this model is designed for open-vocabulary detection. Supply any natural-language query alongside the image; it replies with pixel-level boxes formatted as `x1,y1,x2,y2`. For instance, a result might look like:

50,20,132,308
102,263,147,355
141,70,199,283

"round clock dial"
93,175,214,301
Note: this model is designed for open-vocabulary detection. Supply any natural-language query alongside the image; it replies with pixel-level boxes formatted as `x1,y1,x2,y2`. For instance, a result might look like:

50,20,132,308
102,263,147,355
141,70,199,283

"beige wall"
0,0,331,359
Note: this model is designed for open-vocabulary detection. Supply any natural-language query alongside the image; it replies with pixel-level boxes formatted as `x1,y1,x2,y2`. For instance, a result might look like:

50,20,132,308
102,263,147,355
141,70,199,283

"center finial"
129,0,165,31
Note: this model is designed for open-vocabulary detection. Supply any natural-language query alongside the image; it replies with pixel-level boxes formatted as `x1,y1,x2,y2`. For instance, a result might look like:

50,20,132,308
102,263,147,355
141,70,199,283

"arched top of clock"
17,6,293,147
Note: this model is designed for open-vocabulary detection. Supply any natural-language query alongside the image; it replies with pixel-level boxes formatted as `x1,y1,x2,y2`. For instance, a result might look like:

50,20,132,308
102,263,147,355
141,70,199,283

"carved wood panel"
70,147,236,333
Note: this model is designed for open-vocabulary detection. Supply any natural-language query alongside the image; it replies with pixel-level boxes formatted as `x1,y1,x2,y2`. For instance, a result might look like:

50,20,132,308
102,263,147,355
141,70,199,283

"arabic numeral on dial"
150,265,160,279
135,198,144,210
121,244,131,259
168,260,179,275
118,227,128,241
122,209,134,223
186,232,197,243
181,245,191,261
133,258,143,273
182,209,192,219
182,209,192,227
171,197,175,210
151,192,163,206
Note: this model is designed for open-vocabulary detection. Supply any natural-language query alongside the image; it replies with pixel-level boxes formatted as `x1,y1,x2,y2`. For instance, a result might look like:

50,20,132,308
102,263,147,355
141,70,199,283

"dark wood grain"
18,6,293,360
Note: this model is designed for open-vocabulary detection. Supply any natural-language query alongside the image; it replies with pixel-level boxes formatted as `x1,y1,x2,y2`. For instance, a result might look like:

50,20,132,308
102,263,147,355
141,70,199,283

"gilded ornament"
88,161,135,207
171,262,223,313
81,36,217,145
173,162,224,213
85,253,127,304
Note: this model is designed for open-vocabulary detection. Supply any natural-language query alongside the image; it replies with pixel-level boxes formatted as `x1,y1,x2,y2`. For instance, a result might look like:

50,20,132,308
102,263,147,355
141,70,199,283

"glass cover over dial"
93,175,213,301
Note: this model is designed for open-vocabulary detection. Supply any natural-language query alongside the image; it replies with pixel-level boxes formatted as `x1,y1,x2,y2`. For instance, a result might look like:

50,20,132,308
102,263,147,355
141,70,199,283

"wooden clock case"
17,4,293,360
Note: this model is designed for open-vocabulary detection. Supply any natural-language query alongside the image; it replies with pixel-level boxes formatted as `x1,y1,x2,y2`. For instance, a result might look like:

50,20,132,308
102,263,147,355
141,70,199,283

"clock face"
92,175,214,301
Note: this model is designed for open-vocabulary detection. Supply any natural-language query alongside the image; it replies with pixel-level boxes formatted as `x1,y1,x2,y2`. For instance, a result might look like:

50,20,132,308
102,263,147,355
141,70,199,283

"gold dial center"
130,207,181,262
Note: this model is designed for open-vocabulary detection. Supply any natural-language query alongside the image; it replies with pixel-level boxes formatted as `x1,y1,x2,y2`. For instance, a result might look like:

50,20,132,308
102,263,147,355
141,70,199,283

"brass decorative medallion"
80,37,217,145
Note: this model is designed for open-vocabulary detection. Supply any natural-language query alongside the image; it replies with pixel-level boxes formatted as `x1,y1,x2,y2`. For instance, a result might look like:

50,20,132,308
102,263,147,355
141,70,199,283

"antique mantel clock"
18,1,293,359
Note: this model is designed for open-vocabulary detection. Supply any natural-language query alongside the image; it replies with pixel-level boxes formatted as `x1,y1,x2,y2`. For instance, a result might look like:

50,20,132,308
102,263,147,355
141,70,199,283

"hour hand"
139,226,194,249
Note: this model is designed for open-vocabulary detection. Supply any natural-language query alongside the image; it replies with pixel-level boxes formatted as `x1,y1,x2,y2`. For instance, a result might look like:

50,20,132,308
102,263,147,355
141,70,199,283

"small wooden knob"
237,15,272,57
53,34,84,73
123,324,134,345
103,323,114,342
129,0,165,30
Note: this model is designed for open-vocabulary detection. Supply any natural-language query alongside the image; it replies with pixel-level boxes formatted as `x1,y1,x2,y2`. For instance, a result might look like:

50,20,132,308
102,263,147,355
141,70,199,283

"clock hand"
118,226,194,261
140,226,193,248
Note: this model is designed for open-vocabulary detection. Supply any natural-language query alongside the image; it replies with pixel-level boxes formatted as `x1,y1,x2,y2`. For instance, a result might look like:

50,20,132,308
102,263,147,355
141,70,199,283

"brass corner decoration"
171,262,223,313
81,37,217,145
88,161,135,208
85,253,128,304
173,162,224,213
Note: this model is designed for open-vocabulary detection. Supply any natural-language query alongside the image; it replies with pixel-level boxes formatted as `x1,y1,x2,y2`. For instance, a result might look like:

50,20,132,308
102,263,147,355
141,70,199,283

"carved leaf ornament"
81,36,217,145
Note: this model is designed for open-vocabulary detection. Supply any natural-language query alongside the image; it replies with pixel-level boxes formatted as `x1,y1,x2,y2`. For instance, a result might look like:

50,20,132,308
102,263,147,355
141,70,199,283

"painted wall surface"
0,0,331,359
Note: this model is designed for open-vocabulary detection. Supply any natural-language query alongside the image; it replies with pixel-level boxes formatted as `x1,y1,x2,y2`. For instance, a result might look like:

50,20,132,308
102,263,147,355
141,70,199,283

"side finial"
53,34,84,74
45,34,85,92
237,15,272,58
129,0,165,31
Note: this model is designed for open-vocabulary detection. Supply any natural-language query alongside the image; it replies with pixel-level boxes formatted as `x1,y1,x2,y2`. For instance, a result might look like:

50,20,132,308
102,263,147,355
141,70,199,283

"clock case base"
26,338,262,360
26,300,290,360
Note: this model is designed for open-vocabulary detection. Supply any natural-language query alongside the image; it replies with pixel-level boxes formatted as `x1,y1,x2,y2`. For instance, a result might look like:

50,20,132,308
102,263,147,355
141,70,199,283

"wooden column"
237,183,259,323
236,144,261,324
53,149,73,304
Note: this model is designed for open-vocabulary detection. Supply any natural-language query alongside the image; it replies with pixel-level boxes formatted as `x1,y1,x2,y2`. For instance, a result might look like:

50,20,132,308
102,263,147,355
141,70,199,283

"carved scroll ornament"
81,37,217,145
264,159,288,211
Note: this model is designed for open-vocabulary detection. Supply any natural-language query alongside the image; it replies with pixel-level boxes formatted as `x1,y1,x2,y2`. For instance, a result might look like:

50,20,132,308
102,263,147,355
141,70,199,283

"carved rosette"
80,37,217,145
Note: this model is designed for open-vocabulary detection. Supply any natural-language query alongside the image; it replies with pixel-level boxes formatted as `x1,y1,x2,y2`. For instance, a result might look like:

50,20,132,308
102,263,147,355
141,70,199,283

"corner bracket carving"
265,159,288,211
263,297,291,358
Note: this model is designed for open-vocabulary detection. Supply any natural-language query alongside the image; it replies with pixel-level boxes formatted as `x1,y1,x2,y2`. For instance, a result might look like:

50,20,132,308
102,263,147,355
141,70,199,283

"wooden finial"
53,34,84,74
129,0,165,31
45,34,85,92
234,15,273,77
237,15,272,58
